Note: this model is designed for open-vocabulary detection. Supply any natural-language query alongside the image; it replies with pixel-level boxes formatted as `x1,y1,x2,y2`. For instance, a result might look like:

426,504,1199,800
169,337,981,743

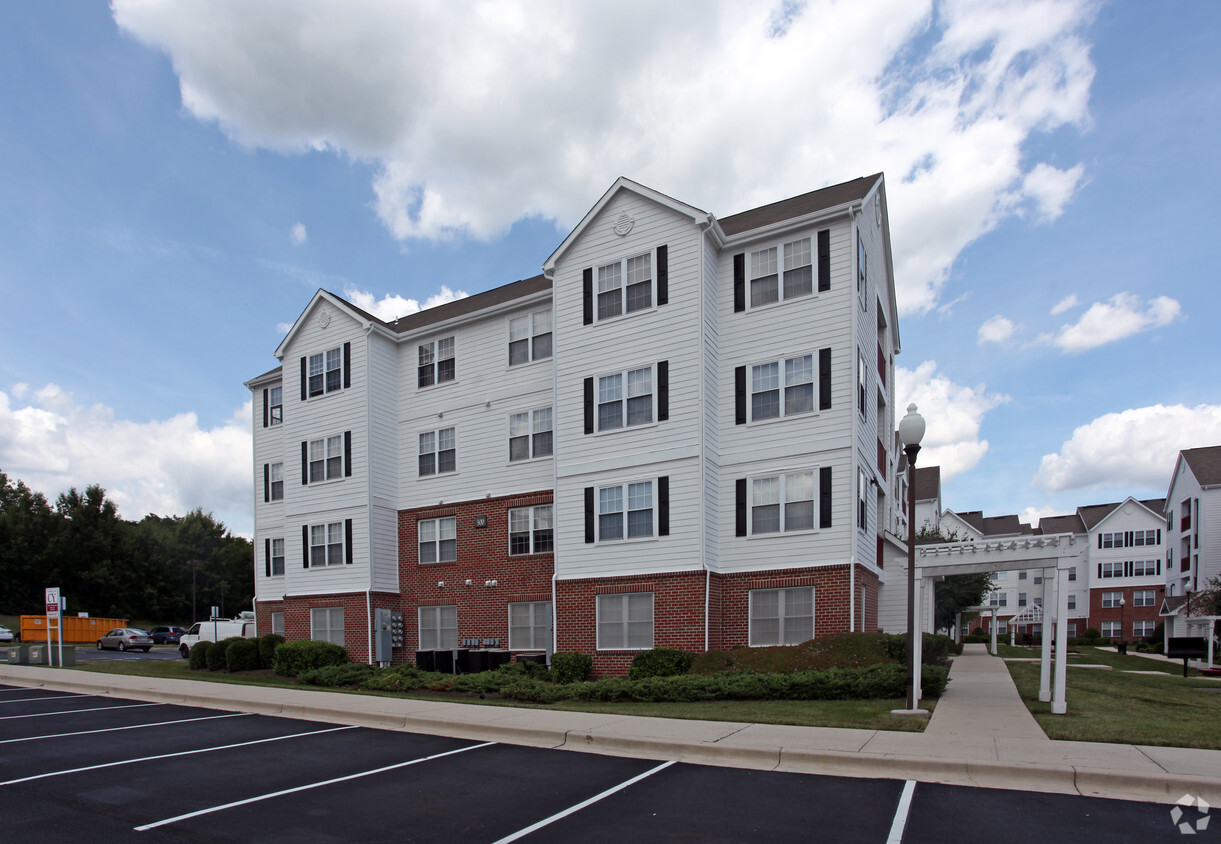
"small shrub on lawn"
629,648,695,680
188,640,211,671
550,652,592,684
258,634,284,669
299,662,378,687
206,637,243,671
225,637,261,672
273,640,349,676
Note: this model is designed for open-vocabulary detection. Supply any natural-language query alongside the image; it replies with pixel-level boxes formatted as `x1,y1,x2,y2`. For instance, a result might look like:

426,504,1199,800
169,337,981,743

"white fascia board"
243,368,284,390
717,201,859,249
273,289,376,360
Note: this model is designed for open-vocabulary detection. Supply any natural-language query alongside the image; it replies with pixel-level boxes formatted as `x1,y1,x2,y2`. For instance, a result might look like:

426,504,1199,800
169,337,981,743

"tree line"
0,470,252,624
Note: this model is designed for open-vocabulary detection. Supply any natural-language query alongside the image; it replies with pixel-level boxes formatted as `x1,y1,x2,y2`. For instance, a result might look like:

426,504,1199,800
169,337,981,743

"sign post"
45,587,63,668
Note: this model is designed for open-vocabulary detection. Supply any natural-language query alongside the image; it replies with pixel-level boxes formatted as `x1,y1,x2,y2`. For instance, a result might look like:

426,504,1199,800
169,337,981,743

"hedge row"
188,633,285,673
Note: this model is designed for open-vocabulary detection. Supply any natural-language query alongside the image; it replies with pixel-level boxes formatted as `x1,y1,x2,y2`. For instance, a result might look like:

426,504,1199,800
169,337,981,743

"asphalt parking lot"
0,683,1204,842
1,644,183,663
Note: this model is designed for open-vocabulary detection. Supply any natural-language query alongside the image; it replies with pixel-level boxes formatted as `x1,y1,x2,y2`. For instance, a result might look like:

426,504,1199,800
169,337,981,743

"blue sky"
1,1,1218,537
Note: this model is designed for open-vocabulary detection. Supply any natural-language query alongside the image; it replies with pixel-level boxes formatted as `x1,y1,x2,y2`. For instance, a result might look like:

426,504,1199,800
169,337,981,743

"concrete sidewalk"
3,645,1219,806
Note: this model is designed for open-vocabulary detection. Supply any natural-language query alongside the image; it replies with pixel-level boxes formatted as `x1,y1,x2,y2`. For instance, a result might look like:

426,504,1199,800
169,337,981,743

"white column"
990,608,998,655
1052,562,1070,714
1039,567,1053,702
912,575,924,704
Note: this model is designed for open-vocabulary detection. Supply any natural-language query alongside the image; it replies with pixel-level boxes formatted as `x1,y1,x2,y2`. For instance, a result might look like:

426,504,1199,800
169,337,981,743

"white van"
178,612,258,658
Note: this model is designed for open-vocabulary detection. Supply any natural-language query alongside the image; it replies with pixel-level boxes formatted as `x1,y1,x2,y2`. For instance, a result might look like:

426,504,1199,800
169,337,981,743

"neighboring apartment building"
247,174,903,674
1162,445,1221,637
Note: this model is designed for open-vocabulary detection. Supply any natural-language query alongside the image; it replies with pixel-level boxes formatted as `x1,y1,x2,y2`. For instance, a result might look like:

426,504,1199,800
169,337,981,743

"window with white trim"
270,538,285,576
1100,561,1123,578
1133,589,1156,607
308,348,342,397
1067,622,1077,637
310,607,344,646
857,350,867,417
419,428,456,476
597,252,652,319
418,605,458,650
1018,592,1027,607
269,462,284,501
596,592,654,650
508,601,551,650
509,505,554,555
509,408,552,461
598,481,653,541
749,237,812,307
1018,571,1027,580
1067,594,1077,610
1133,620,1155,637
597,367,653,430
749,472,814,535
309,522,344,567
309,436,343,483
509,309,552,365
1133,560,1158,577
1101,621,1121,638
271,611,285,636
749,587,814,646
1101,591,1122,608
1100,532,1123,549
749,355,814,421
989,592,1008,607
418,337,455,388
1133,529,1159,546
996,620,1008,634
418,517,456,564
1068,567,1077,582
268,386,283,425
857,232,867,303
857,469,868,531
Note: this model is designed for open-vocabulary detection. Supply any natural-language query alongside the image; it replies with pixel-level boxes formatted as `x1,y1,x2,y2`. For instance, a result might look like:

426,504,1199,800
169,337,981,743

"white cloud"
1019,504,1061,528
343,285,468,322
276,322,294,335
1050,293,1078,315
290,222,307,245
897,360,1010,481
112,0,1097,315
978,315,1016,344
1050,292,1181,353
1036,404,1221,493
0,385,253,536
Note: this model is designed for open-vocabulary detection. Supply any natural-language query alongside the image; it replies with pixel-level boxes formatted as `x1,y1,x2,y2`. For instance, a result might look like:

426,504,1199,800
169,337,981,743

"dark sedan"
148,625,187,645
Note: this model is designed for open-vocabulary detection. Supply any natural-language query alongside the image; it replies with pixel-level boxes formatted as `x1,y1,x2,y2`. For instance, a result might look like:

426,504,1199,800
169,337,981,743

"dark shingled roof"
913,466,940,502
953,511,985,534
981,514,1027,536
1182,445,1221,486
336,274,551,336
1076,502,1119,531
1036,514,1086,535
718,174,881,236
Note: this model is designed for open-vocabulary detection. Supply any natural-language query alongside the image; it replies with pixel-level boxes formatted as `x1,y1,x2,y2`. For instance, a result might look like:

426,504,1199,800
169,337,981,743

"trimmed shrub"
206,637,243,671
879,633,957,666
273,640,349,676
225,637,261,672
188,639,211,671
258,634,284,669
550,652,592,684
299,662,378,687
629,647,695,680
1083,627,1102,642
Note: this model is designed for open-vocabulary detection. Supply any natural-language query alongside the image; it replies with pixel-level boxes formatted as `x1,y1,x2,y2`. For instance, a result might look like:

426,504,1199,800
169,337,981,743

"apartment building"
1162,445,1221,637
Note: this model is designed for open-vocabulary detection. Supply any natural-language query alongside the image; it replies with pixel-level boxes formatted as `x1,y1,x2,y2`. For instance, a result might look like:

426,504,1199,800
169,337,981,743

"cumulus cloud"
342,285,468,322
112,0,1097,315
1050,294,1078,315
978,315,1016,344
1019,504,1062,528
897,360,1010,481
290,222,307,245
1036,404,1221,493
0,385,253,535
1050,292,1181,352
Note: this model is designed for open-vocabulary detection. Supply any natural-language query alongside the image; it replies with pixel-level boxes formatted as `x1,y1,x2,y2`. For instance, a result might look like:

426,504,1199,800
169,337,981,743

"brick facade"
255,590,399,664
1088,584,1164,639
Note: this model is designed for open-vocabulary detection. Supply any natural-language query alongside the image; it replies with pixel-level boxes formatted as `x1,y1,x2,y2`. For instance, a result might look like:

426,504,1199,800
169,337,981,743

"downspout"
366,589,373,667
849,555,856,633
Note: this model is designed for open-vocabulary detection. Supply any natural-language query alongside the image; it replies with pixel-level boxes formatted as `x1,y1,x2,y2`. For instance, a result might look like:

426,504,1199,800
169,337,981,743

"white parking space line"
886,780,917,844
0,694,97,705
0,702,164,720
135,741,497,832
492,760,677,844
0,712,251,745
1,725,357,786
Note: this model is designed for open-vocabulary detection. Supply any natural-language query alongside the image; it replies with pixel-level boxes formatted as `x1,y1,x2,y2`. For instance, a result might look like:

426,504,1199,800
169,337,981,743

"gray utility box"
374,609,404,664
7,645,30,665
23,645,76,666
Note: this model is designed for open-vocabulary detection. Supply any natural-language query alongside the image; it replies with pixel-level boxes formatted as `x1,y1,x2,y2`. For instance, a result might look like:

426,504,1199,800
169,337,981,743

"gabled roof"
377,274,549,336
1181,445,1221,487
274,289,379,359
1077,497,1166,531
913,466,940,502
981,514,1029,536
1035,514,1086,535
718,174,882,236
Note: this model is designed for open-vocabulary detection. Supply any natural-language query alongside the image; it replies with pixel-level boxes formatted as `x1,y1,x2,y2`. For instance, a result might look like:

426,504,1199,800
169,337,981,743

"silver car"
96,628,153,652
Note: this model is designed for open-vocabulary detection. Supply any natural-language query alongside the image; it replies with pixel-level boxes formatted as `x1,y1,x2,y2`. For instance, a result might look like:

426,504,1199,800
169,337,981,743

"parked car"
0,625,15,643
148,625,187,645
178,613,257,658
97,628,153,652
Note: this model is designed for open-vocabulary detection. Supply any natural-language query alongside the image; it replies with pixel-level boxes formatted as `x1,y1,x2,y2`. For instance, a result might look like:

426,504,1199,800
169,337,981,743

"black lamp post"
1119,596,1126,652
899,403,926,711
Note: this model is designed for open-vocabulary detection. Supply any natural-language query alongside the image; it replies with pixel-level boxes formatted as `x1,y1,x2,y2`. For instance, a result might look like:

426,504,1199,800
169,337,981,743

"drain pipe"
365,589,373,666
849,555,856,632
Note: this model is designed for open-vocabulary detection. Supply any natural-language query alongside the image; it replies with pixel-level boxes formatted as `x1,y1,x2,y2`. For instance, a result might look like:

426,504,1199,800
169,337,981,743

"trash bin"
7,645,30,665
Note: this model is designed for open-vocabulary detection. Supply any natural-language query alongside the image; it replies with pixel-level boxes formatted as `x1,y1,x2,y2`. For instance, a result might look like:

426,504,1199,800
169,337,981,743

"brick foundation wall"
255,591,399,664
1087,585,1164,638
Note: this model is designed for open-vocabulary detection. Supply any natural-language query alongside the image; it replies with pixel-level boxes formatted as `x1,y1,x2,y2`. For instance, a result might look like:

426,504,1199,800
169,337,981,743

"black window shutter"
817,229,830,292
262,389,269,428
301,441,308,485
584,487,595,543
1097,534,1102,549
584,377,594,434
820,467,833,528
583,268,593,325
1157,529,1162,544
343,342,351,389
733,254,745,312
264,538,271,578
300,357,307,400
657,361,669,421
735,479,747,537
819,348,832,410
1157,559,1161,575
658,476,669,536
345,519,353,565
734,366,746,425
1097,563,1102,578
263,464,270,503
302,525,310,568
344,430,352,477
657,245,668,306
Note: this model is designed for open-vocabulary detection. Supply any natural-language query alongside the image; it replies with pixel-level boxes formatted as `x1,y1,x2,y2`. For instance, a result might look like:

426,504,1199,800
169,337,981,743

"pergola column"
1052,562,1070,714
1039,567,1053,702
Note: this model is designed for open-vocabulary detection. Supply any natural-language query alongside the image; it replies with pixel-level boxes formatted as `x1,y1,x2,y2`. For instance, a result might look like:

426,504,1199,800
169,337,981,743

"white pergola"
913,533,1086,715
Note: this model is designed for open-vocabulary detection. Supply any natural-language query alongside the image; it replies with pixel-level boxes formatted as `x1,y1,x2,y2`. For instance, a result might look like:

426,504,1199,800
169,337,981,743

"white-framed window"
418,337,455,388
309,522,344,567
309,436,343,483
749,471,815,535
1133,620,1156,637
508,601,551,650
270,538,285,576
509,309,553,365
418,605,458,650
857,350,867,417
1100,532,1123,549
596,592,654,650
270,611,285,636
749,355,814,421
1067,594,1077,610
1067,622,1077,637
1018,571,1027,580
509,408,553,461
748,237,812,308
749,587,814,646
1068,567,1077,582
1133,529,1159,547
1133,589,1156,607
597,481,654,541
269,462,284,501
1133,560,1158,577
1100,561,1123,578
308,348,342,397
509,505,554,555
989,592,1008,607
597,366,653,431
597,252,653,319
310,607,344,646
857,469,868,531
1018,592,1028,607
1034,576,1043,584
996,620,1008,634
268,386,283,425
1101,621,1121,638
419,428,456,476
857,232,867,303
418,517,456,564
1101,591,1122,608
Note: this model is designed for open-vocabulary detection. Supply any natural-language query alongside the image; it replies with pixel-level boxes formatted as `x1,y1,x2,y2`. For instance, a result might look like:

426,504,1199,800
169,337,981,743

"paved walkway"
3,645,1219,806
